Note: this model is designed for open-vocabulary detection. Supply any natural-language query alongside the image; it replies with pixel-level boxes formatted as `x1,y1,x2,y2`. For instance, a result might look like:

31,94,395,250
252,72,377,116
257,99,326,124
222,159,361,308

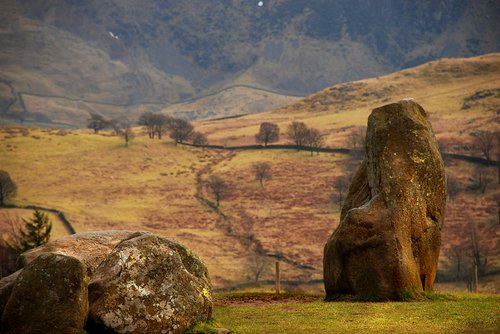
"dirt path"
214,293,322,307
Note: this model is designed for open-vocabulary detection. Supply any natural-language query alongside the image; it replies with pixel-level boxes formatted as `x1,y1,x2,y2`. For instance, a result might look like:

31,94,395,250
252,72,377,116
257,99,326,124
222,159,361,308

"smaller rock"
1,253,89,334
0,271,20,317
88,233,212,334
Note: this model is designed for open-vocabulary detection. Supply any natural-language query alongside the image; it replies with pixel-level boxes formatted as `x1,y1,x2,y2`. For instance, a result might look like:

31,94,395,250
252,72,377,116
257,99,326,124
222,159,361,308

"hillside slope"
1,55,499,290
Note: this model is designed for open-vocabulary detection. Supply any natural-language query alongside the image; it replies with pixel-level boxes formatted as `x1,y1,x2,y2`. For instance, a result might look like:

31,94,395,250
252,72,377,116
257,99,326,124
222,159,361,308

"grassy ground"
213,293,500,334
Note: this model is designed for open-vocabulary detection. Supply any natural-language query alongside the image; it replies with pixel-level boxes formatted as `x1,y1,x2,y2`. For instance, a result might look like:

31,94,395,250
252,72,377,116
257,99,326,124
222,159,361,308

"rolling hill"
1,54,499,291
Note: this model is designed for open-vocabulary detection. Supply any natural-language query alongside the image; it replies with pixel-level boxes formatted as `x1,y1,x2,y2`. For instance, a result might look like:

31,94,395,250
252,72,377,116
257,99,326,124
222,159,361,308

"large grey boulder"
324,100,446,300
87,232,213,334
0,230,213,334
1,253,89,334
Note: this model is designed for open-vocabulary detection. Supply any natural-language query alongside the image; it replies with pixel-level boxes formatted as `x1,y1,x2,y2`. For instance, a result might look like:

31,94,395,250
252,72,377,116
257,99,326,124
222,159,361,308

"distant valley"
0,0,499,126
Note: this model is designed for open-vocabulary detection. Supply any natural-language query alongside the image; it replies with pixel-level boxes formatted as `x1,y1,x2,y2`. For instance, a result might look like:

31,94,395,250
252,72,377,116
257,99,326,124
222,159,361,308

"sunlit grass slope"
214,293,500,334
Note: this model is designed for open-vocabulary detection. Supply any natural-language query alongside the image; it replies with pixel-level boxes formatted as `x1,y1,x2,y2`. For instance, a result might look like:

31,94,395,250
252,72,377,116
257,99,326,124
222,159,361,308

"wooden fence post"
275,261,280,295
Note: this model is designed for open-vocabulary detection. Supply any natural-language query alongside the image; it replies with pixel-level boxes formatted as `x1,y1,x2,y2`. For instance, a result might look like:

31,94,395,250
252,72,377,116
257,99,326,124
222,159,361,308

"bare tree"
170,118,194,145
138,111,156,139
87,113,110,134
347,126,366,157
192,131,209,149
445,245,465,281
253,162,272,188
470,165,492,194
469,221,487,277
331,175,349,211
471,130,495,163
286,121,308,150
447,173,460,202
138,112,173,139
0,170,17,206
304,127,325,156
112,118,135,147
154,114,174,139
0,212,22,277
255,122,280,147
494,194,500,225
206,175,230,208
248,252,269,282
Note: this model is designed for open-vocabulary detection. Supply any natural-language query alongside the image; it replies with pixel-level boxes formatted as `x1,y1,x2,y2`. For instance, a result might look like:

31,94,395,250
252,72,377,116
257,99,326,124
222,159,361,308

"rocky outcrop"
324,100,446,300
0,231,213,334
1,253,89,334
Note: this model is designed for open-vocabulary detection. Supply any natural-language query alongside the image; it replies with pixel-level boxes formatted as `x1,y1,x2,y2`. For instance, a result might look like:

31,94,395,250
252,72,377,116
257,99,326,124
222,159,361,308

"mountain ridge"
0,0,498,123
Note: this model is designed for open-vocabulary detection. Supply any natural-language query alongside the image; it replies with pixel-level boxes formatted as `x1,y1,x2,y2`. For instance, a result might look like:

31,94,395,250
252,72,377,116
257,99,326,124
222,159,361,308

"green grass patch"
214,292,500,334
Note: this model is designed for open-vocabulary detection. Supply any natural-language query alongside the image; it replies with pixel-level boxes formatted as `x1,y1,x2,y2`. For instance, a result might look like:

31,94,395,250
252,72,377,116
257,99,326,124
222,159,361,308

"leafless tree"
445,245,465,281
286,121,308,150
138,111,157,138
446,173,460,202
470,165,492,194
192,131,209,149
0,212,22,277
347,126,366,157
471,130,495,163
138,112,173,139
206,175,230,208
170,118,194,145
255,122,280,147
304,127,325,156
87,113,110,134
468,221,487,277
331,175,350,211
248,252,269,282
0,170,17,206
112,118,135,146
494,194,500,225
253,162,272,188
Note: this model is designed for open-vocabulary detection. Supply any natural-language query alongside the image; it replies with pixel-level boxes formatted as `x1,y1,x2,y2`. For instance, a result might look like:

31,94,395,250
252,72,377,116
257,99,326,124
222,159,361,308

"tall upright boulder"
324,100,446,300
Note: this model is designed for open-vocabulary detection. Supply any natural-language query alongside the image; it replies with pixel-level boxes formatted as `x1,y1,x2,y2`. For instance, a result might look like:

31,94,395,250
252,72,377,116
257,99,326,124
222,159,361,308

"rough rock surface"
0,271,20,318
0,230,213,334
324,100,446,300
20,230,138,275
87,232,212,334
1,253,89,334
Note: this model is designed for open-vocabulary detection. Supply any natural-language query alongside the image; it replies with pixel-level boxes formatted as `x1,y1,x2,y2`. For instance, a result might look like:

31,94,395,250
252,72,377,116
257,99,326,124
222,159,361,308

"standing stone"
87,232,212,334
324,100,446,300
1,253,89,334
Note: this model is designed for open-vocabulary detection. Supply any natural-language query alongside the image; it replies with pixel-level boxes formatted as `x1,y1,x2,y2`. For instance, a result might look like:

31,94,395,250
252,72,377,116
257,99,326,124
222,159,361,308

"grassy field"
213,293,500,334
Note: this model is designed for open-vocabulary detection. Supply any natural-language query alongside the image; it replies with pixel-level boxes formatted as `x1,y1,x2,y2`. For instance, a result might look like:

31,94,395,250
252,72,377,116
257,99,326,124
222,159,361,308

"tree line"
87,112,208,147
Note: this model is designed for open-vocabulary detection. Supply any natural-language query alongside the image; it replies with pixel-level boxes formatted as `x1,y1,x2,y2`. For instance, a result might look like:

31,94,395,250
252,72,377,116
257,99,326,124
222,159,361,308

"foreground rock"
1,253,89,334
324,100,446,300
0,230,213,334
87,232,212,334
19,230,138,275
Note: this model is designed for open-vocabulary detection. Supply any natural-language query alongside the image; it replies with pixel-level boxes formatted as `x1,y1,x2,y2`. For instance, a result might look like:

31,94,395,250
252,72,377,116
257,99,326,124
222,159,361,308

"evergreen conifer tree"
19,210,52,251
